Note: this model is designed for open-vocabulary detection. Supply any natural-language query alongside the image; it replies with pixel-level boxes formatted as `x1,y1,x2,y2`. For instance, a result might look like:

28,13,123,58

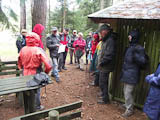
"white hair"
78,32,83,37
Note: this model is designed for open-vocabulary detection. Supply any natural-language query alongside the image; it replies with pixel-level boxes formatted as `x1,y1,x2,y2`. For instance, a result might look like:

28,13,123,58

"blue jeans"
52,57,59,78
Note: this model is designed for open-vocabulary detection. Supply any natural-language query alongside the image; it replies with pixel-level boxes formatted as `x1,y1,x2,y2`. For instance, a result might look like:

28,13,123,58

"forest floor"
0,63,147,120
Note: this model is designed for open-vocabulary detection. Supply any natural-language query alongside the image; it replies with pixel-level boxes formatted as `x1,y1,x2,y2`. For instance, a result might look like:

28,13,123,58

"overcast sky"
2,0,78,17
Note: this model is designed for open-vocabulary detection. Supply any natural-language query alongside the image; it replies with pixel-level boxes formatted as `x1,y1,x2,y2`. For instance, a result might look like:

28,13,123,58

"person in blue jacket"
143,64,160,120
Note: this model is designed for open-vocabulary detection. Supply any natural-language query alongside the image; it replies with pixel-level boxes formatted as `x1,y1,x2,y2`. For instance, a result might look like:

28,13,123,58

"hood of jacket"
129,30,140,44
26,32,40,47
32,24,45,39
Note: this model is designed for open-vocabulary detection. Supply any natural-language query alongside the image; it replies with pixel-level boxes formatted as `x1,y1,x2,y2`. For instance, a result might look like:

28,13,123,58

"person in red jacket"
73,32,86,71
18,32,52,110
59,28,70,70
33,24,45,49
91,33,99,57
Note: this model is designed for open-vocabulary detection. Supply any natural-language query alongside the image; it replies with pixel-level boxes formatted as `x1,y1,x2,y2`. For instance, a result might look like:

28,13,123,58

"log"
49,110,59,120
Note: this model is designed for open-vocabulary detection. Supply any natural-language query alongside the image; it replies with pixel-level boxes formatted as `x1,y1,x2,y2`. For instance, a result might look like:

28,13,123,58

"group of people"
46,27,86,82
86,24,159,120
16,23,160,120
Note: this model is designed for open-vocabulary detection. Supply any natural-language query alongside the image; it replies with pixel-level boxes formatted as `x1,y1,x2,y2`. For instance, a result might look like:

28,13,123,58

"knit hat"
99,24,111,32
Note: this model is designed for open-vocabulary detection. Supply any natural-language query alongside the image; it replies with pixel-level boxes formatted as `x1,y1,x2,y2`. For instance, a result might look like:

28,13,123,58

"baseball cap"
51,27,58,31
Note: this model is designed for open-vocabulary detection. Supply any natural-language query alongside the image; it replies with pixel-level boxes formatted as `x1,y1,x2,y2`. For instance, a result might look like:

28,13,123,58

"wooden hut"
88,0,160,108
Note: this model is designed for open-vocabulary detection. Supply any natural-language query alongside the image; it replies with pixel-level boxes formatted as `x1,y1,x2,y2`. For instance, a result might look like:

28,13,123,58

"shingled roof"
88,0,160,20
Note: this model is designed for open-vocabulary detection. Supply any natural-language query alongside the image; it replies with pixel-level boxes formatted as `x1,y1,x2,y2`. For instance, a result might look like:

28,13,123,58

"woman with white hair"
73,32,86,71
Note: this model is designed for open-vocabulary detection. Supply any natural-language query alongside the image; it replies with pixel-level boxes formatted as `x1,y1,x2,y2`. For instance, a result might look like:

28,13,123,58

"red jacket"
18,32,52,76
91,34,99,56
60,34,70,52
33,24,45,49
91,40,99,56
73,37,86,53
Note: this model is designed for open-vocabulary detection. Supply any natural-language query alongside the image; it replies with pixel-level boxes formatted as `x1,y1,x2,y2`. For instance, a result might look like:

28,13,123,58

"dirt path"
0,64,147,120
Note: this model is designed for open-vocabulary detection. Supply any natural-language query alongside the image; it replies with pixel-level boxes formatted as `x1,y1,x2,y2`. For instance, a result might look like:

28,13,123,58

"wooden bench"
0,61,22,76
11,100,83,120
0,75,53,114
0,60,23,105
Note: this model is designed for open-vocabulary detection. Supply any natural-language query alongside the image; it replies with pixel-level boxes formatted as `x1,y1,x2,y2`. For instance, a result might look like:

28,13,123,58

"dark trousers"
86,51,89,64
99,72,110,102
63,51,67,68
58,51,67,69
94,72,99,86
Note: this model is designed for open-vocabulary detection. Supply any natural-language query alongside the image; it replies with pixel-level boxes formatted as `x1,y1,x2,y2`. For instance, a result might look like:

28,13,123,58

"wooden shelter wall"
111,19,160,108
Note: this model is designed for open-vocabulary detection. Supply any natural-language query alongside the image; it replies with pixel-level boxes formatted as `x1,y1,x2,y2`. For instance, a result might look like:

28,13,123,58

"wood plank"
0,86,39,96
10,101,83,120
0,83,28,91
0,75,33,82
0,79,29,86
1,61,17,64
59,110,82,120
0,71,22,76
0,80,52,92
0,66,18,71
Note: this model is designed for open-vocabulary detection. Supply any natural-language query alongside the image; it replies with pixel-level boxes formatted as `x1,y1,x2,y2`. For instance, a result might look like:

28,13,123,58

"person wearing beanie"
97,24,117,104
46,27,61,82
16,29,27,53
120,29,149,117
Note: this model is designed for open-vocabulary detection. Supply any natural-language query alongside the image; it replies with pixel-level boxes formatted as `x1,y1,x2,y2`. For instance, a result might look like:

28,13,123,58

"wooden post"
48,110,59,120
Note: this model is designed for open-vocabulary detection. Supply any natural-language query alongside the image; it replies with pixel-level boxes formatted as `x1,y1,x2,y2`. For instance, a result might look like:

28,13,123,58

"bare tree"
20,0,26,31
32,0,47,49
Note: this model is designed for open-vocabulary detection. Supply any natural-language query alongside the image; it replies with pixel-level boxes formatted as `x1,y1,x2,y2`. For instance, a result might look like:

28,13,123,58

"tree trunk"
100,0,104,10
61,0,66,32
48,0,51,32
20,0,26,31
32,0,47,49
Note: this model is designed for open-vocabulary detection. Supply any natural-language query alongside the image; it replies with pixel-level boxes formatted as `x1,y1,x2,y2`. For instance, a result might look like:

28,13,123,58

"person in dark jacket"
97,24,117,104
121,30,148,117
68,30,78,64
85,32,93,64
46,27,60,82
59,28,70,70
143,64,160,120
16,29,27,53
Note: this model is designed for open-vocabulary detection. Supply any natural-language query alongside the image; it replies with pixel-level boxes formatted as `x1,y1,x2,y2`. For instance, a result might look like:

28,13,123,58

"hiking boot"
80,68,84,71
97,98,109,104
119,104,126,110
62,67,67,70
58,69,62,72
36,105,45,111
89,81,96,86
97,92,103,97
51,74,55,77
56,78,60,83
122,110,134,118
76,66,80,69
